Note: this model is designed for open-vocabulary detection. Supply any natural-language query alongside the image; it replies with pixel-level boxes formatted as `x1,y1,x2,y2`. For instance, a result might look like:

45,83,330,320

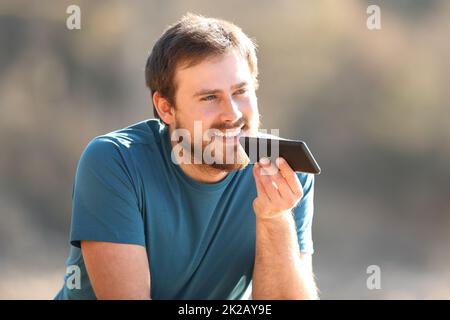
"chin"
210,150,251,171
209,162,249,172
208,143,251,172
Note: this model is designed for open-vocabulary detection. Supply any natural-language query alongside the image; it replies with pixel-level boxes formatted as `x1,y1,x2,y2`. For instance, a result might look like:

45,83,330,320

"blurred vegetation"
0,0,449,298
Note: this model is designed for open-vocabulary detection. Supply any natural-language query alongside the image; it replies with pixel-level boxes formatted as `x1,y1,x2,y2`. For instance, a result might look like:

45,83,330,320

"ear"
153,91,176,125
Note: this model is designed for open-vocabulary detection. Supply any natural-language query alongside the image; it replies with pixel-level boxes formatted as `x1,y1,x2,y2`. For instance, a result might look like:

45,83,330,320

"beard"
173,116,258,173
206,138,250,171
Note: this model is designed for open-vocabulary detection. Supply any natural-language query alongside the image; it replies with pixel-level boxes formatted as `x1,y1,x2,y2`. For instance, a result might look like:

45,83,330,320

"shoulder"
79,135,127,168
80,119,164,163
100,118,163,148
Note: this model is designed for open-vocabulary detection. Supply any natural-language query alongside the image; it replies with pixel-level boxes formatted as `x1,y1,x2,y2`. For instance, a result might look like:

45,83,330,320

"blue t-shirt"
54,119,315,300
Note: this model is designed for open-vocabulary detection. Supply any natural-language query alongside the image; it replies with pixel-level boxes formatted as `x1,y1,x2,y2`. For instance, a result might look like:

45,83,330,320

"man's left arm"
251,157,318,300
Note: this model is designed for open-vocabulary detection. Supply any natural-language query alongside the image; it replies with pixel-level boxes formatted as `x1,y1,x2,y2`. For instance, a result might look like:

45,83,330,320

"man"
55,13,318,300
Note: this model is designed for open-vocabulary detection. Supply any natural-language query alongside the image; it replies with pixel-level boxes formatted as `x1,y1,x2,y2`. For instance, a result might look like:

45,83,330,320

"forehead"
174,50,253,93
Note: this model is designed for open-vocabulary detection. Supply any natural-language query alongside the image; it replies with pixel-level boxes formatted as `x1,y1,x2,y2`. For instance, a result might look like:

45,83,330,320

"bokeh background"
1,0,449,299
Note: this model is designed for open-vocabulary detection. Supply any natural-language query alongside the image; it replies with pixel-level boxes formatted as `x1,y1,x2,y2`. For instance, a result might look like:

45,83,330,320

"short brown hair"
145,13,259,123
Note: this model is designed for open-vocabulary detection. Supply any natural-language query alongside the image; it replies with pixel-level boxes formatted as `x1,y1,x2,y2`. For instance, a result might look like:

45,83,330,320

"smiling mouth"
211,126,247,142
214,128,241,138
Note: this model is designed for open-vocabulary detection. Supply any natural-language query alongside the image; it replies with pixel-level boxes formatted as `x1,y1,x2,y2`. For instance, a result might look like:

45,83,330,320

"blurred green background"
1,0,449,299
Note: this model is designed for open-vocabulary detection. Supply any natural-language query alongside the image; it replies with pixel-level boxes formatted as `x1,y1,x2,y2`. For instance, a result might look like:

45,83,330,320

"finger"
271,168,294,199
253,164,268,198
259,164,282,202
259,157,279,176
264,161,299,208
276,157,303,197
259,157,271,166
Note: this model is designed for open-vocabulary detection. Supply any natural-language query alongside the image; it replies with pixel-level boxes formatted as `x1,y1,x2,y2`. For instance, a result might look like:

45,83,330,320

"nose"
220,95,243,124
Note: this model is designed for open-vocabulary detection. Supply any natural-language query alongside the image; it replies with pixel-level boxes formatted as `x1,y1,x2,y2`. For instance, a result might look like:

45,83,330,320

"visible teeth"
215,129,240,137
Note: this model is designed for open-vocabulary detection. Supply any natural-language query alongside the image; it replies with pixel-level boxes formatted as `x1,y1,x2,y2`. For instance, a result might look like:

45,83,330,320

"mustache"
211,118,247,131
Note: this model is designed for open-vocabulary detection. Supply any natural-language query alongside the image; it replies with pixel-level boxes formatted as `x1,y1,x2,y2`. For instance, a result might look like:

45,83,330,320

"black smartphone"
239,135,321,174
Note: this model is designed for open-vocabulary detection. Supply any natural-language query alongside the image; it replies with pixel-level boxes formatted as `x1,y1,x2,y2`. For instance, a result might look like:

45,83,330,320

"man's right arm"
81,241,151,300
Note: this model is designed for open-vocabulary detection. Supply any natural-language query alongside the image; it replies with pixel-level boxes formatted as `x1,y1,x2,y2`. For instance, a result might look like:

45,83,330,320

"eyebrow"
193,81,249,98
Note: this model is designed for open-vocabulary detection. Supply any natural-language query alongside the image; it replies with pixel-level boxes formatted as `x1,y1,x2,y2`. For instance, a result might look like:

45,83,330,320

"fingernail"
260,157,270,165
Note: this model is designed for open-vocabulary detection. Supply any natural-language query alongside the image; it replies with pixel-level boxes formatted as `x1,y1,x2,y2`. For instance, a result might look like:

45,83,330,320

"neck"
178,161,229,184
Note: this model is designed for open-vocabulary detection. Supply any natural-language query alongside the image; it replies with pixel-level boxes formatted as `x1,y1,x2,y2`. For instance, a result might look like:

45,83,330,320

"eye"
234,88,247,95
201,95,217,101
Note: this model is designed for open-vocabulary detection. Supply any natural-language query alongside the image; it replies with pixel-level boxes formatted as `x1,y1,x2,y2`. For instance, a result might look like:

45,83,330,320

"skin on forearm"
252,211,318,300
82,241,151,300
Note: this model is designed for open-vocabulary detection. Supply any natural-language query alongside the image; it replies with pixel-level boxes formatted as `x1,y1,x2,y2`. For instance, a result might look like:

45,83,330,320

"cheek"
179,99,211,121
196,107,218,124
241,95,258,117
243,96,260,130
187,105,217,131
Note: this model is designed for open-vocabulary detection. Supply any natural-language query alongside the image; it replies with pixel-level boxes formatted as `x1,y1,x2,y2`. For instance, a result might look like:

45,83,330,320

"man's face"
169,49,260,172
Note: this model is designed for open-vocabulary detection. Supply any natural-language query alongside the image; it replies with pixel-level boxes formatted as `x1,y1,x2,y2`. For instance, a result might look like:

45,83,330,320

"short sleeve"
292,173,315,254
69,137,145,248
